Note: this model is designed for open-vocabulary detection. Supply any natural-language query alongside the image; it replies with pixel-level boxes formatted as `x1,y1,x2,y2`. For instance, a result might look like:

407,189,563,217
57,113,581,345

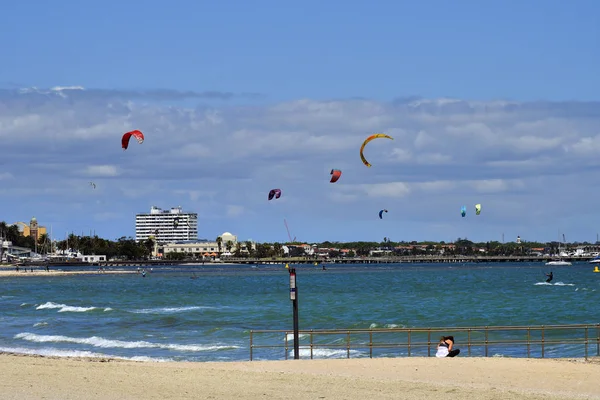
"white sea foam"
534,282,575,286
15,332,240,352
0,346,171,362
285,333,308,342
36,301,111,313
369,323,406,329
130,306,215,314
292,347,363,359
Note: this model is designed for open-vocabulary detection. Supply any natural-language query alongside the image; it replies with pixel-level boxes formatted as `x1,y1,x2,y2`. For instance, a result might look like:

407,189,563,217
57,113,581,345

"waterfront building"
161,232,256,258
1,241,33,261
135,206,198,243
11,217,47,241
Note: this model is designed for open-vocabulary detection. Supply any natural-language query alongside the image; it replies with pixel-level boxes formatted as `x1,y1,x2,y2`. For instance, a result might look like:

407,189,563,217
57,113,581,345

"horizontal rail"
249,323,600,361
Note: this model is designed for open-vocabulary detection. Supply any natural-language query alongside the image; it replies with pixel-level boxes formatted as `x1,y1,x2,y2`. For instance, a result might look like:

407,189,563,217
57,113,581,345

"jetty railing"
249,323,600,361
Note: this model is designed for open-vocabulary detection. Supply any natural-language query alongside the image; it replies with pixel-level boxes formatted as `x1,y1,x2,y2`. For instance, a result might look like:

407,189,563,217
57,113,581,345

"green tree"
272,242,283,257
143,238,155,257
37,233,50,254
255,243,269,258
245,241,254,257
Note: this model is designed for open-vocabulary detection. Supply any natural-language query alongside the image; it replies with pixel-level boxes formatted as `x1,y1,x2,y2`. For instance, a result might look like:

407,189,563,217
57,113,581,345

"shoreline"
0,268,137,277
0,263,239,277
0,353,598,399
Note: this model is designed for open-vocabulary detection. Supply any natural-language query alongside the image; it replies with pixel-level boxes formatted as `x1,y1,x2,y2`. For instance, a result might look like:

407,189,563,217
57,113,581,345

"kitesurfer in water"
545,271,553,283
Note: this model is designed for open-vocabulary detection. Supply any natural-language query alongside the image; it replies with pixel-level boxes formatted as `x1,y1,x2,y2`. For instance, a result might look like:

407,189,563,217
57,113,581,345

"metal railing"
249,323,600,361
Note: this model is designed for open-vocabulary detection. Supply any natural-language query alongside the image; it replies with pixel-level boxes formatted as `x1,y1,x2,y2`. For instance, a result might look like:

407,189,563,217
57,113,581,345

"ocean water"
1,262,599,362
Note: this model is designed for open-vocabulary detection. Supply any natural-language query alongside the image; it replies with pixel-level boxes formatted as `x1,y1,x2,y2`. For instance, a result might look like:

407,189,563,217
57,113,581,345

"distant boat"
588,256,600,264
546,259,572,266
546,231,572,266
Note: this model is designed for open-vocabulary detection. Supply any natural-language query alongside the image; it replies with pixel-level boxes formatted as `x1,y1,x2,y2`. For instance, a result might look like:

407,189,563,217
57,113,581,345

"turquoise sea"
1,262,599,362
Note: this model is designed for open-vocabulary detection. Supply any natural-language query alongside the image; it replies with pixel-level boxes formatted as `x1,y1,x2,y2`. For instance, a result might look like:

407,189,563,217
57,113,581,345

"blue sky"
1,0,599,243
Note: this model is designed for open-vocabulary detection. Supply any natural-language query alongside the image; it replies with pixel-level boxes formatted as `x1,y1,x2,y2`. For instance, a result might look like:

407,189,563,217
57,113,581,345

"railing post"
585,326,588,360
284,331,289,360
597,324,599,357
408,329,411,357
427,329,431,357
370,330,373,359
346,331,350,359
467,329,471,356
541,326,545,358
250,330,254,361
527,328,530,358
310,329,314,360
485,327,488,357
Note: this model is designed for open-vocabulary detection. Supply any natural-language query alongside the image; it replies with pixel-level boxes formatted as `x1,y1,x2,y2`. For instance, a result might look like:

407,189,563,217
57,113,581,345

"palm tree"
245,240,254,257
67,233,80,253
6,225,21,244
216,236,222,254
37,233,50,255
143,238,155,257
225,240,233,253
234,242,242,257
272,242,282,258
0,221,7,261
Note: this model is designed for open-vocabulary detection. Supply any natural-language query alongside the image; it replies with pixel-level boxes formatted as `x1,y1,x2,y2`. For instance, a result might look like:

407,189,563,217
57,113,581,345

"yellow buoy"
285,263,289,269
594,266,599,273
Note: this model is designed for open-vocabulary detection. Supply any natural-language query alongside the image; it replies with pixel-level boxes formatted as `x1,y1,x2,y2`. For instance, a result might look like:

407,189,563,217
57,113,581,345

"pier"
217,255,595,265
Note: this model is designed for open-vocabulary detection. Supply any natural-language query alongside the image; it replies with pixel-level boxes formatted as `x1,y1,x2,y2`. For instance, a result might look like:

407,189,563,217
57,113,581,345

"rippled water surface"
1,262,598,361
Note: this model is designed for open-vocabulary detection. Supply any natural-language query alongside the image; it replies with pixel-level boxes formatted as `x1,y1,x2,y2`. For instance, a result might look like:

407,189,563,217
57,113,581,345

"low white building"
80,255,107,263
48,250,107,263
162,232,255,258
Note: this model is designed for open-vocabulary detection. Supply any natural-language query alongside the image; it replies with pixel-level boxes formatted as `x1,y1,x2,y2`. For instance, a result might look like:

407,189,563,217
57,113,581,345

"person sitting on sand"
545,271,553,283
436,336,460,358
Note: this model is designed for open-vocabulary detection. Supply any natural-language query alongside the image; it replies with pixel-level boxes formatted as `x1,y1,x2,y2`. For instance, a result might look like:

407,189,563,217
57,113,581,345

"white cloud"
355,182,411,198
178,143,212,158
1,89,599,242
469,179,516,194
414,130,437,149
83,165,119,177
389,147,412,162
568,135,600,155
226,205,244,217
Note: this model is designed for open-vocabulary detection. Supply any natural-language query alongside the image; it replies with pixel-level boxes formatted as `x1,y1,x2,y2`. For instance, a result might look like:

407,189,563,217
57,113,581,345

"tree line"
0,222,153,260
0,220,587,260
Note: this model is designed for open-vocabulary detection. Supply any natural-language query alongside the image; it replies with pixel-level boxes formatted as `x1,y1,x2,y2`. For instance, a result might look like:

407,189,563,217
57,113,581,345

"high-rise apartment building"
135,206,198,243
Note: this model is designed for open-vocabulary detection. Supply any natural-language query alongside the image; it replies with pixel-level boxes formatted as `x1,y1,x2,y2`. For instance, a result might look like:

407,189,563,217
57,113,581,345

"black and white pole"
289,267,299,359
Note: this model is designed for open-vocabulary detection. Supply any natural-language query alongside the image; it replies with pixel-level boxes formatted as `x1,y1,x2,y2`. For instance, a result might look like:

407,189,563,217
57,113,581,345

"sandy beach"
0,354,598,400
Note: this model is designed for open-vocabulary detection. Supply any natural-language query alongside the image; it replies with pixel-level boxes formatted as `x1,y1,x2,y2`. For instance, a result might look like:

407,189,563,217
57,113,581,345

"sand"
0,354,598,400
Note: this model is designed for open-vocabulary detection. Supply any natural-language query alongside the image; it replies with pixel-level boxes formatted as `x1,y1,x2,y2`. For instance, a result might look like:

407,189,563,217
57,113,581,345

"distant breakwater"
12,255,596,267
